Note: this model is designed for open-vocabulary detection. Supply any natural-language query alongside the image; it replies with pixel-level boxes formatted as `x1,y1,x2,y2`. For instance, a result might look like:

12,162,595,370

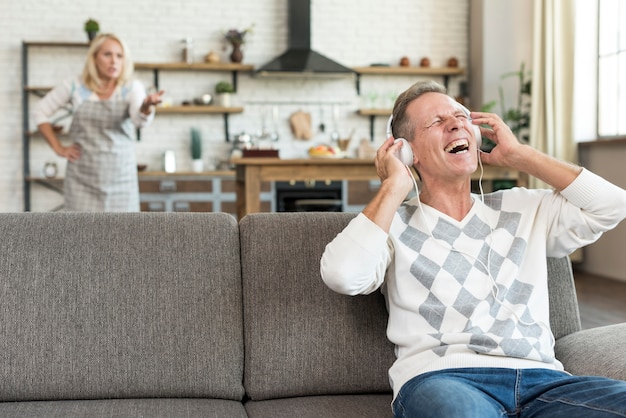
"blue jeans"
392,368,626,417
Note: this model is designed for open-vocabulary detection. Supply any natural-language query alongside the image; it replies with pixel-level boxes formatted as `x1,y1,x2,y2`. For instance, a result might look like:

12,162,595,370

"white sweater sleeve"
31,78,74,126
320,213,392,295
127,80,154,128
546,168,626,257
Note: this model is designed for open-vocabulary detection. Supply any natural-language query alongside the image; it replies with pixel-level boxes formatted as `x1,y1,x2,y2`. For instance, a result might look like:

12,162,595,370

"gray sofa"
0,211,624,417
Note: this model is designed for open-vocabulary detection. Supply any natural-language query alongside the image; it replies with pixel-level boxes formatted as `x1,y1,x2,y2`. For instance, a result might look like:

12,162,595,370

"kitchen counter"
230,157,528,219
231,158,380,219
29,170,237,183
138,170,236,178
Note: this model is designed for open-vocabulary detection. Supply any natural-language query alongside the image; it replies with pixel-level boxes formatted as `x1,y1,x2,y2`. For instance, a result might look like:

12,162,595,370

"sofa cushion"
0,212,244,402
240,212,395,401
244,394,393,418
0,398,247,418
555,323,626,380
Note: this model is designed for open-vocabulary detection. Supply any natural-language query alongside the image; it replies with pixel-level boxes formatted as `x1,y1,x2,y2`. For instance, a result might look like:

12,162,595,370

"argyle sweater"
320,169,626,400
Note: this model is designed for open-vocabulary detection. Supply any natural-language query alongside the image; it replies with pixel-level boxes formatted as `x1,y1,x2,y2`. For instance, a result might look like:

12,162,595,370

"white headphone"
387,104,482,166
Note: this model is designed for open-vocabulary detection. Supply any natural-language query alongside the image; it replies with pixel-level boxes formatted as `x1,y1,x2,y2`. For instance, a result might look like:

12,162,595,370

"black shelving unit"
21,41,89,211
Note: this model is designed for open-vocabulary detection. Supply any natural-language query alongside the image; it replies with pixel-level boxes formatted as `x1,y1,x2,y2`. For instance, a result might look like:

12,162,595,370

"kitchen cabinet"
352,66,465,141
138,171,272,214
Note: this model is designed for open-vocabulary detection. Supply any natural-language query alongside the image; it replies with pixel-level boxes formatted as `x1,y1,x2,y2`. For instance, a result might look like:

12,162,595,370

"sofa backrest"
547,256,582,339
0,212,244,402
239,212,582,401
240,212,395,401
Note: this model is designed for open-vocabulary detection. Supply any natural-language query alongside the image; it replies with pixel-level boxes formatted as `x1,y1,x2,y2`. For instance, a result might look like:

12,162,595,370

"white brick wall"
0,0,469,212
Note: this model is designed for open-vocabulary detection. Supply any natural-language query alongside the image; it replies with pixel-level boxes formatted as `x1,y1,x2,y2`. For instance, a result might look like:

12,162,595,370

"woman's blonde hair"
81,33,134,92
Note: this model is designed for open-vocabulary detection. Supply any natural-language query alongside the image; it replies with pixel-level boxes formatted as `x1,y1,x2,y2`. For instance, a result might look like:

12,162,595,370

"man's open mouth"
444,139,470,154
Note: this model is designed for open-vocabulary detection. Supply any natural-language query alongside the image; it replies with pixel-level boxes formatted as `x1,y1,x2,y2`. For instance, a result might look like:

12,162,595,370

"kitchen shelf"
133,62,254,143
24,41,89,48
352,66,465,95
357,108,392,116
353,67,465,140
156,106,243,142
352,66,464,76
24,86,52,93
356,108,393,141
156,106,244,142
134,62,254,71
134,62,254,92
156,106,243,114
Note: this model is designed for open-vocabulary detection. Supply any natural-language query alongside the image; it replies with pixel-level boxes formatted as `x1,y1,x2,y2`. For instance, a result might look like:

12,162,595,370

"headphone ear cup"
394,138,414,166
387,115,414,166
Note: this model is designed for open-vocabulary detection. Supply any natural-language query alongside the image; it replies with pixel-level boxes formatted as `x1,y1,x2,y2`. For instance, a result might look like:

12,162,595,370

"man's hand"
469,112,524,168
375,136,415,189
363,136,415,232
469,111,581,190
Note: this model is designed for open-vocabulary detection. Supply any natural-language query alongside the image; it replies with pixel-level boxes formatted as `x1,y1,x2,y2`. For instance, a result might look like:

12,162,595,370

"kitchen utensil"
270,106,279,141
337,129,355,153
193,94,212,105
289,111,312,140
258,106,272,141
330,104,339,142
232,132,254,150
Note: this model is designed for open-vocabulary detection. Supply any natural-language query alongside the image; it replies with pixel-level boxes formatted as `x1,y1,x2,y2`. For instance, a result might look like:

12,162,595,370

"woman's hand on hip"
57,143,82,162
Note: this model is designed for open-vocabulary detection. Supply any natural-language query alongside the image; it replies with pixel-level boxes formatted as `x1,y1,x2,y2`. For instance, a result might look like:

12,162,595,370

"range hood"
255,0,355,77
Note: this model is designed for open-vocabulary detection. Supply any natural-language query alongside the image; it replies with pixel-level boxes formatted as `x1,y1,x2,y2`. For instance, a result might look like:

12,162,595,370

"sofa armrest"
555,323,626,380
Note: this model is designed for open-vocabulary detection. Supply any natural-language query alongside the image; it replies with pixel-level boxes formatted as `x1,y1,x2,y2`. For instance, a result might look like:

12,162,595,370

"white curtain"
530,0,578,189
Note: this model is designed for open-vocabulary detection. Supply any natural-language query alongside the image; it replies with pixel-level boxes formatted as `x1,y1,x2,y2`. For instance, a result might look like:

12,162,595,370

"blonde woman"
33,33,164,211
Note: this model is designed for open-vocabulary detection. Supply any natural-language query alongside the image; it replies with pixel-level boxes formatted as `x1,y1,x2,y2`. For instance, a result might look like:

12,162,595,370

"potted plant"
498,62,532,143
479,62,532,153
215,81,235,107
84,18,100,41
190,128,203,172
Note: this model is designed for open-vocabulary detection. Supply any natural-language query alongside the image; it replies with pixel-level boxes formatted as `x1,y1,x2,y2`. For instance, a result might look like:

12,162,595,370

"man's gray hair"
391,80,447,141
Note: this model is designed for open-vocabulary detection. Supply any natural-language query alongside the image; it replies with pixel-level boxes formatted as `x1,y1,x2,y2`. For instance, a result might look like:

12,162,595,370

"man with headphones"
321,80,626,417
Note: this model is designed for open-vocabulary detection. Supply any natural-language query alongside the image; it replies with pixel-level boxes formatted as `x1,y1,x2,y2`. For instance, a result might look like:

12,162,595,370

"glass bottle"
181,38,193,64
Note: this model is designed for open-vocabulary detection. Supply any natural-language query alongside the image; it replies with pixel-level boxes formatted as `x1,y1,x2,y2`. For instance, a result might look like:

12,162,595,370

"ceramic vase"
230,43,243,63
192,159,204,173
218,93,231,107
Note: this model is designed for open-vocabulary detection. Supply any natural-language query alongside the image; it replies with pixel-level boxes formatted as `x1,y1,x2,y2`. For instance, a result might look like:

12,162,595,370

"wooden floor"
573,268,626,329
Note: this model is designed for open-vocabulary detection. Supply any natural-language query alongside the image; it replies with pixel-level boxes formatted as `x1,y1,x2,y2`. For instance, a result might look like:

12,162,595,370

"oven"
275,180,343,212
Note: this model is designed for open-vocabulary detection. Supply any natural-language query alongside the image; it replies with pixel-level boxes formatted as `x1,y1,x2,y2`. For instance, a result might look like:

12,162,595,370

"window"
598,0,626,137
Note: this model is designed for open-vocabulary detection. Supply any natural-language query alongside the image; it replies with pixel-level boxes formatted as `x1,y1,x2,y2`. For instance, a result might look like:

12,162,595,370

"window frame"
597,0,626,139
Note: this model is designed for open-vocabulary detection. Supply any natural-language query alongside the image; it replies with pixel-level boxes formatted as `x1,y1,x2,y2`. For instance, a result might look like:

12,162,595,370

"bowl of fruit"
308,144,341,158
